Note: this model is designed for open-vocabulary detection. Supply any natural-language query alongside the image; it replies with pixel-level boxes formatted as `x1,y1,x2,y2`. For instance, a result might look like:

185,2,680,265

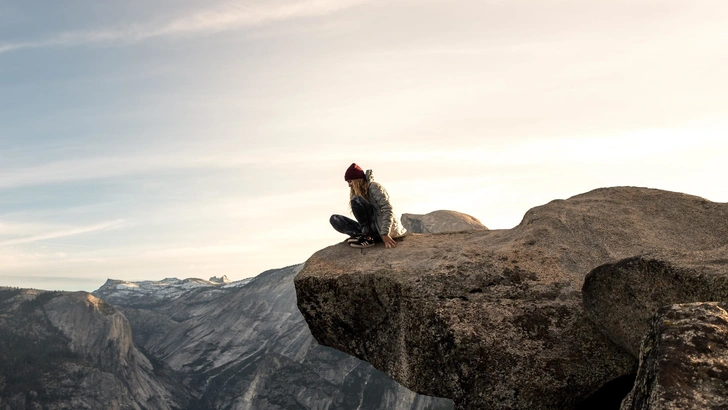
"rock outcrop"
295,187,728,410
95,265,453,410
0,288,183,409
401,210,487,234
621,302,728,409
209,275,231,284
582,254,728,357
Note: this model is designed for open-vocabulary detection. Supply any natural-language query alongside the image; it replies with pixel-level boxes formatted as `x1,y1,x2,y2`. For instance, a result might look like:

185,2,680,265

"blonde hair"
349,179,369,209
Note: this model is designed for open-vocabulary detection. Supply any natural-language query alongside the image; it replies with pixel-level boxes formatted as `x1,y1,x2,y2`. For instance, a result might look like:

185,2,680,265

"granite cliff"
295,187,728,410
0,288,183,409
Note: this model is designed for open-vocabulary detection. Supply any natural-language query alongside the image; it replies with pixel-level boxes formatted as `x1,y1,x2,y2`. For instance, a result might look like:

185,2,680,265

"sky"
1,0,727,292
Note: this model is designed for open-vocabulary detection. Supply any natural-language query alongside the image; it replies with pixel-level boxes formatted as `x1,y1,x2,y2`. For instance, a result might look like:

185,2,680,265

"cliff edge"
295,187,728,410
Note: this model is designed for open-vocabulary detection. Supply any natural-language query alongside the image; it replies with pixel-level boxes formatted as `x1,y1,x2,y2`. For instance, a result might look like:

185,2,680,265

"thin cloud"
0,153,267,189
0,156,161,189
0,144,372,188
0,220,125,246
0,44,21,53
141,244,263,257
0,0,371,54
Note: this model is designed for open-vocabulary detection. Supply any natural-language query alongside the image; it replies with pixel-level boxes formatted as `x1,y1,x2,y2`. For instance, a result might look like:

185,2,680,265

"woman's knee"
330,214,344,227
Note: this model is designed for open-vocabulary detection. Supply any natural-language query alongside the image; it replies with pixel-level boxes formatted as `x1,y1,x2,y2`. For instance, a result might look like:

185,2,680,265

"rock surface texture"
401,210,488,234
295,187,728,410
621,302,728,410
583,255,728,357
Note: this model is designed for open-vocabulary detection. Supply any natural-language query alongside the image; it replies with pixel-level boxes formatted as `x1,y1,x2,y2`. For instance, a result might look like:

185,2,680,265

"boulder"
295,187,728,410
621,302,728,410
401,210,488,233
582,253,728,357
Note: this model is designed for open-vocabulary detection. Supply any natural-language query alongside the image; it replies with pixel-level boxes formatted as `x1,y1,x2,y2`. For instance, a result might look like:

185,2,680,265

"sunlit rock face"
621,302,728,410
95,265,453,410
401,210,488,234
295,187,728,410
0,288,183,410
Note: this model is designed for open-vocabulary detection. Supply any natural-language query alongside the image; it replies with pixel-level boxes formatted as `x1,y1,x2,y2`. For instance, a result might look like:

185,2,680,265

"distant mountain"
0,288,186,409
93,265,453,410
94,276,253,307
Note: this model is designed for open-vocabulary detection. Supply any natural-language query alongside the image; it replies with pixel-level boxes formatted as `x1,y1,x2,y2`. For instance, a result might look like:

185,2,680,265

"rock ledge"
296,187,728,410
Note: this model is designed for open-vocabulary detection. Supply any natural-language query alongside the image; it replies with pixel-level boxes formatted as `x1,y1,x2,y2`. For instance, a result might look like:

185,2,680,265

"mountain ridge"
93,264,453,409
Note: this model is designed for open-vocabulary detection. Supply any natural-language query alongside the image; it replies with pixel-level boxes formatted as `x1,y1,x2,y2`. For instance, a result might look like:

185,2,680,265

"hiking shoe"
350,236,375,248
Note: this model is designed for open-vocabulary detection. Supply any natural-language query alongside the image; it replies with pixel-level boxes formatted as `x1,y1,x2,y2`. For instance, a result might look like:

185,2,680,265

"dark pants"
330,196,381,241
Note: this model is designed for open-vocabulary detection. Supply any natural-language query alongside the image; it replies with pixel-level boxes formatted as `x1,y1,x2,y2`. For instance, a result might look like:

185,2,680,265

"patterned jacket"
366,170,407,238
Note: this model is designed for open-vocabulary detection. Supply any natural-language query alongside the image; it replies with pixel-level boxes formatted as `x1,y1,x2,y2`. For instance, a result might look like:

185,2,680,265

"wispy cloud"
0,153,260,189
141,244,262,257
0,44,21,54
0,219,125,246
153,0,369,36
0,0,371,54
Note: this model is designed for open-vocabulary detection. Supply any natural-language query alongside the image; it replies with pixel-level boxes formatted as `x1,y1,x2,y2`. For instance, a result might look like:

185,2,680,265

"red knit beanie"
344,163,365,181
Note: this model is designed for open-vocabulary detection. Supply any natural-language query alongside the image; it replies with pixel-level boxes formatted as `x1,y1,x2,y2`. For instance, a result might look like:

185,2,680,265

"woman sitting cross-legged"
330,163,407,249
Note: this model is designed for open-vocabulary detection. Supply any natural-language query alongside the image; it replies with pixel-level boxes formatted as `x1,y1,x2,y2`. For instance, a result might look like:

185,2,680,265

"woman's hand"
382,235,396,248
